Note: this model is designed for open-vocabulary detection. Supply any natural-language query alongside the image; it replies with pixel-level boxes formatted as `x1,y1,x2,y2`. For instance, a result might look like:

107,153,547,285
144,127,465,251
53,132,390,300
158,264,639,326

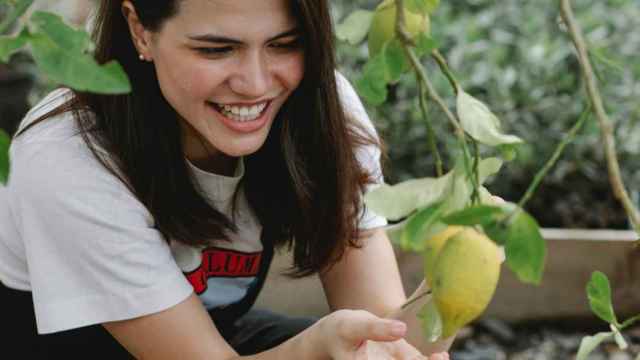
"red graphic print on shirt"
184,247,262,294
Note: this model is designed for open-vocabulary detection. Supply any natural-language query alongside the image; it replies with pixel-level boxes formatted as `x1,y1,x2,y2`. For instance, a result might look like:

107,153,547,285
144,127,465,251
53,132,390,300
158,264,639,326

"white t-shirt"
0,72,387,334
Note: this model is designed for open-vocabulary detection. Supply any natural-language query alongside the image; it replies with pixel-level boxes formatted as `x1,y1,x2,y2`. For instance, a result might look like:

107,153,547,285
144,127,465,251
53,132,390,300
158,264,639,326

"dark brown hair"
17,0,380,277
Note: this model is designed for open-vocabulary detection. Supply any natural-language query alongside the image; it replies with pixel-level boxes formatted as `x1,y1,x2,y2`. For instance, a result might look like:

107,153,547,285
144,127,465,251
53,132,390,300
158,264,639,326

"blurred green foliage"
333,0,640,229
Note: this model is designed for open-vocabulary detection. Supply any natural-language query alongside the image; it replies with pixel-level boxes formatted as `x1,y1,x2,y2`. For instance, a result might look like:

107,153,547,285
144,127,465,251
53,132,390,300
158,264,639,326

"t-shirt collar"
186,157,245,204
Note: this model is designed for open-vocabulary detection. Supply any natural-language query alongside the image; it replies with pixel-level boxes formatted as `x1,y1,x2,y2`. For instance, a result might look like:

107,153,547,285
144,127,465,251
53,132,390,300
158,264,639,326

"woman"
0,0,452,358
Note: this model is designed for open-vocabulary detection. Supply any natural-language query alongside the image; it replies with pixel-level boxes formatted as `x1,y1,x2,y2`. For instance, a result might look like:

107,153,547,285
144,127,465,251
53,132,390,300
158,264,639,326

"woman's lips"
207,100,272,134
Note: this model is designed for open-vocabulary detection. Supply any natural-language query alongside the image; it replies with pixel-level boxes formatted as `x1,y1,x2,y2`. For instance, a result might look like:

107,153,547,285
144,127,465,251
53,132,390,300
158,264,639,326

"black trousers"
1,283,316,359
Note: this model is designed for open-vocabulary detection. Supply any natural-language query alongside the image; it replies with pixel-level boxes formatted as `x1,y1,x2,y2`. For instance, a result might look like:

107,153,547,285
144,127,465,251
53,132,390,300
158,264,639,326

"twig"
471,140,480,204
394,0,476,195
0,0,32,35
401,289,431,310
418,79,444,176
559,0,640,235
518,106,591,210
431,49,459,95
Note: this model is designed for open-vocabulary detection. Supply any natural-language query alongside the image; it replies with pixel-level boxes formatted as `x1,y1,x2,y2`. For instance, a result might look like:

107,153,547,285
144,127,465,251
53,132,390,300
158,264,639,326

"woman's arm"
104,293,323,360
104,292,411,359
320,227,455,354
320,228,407,317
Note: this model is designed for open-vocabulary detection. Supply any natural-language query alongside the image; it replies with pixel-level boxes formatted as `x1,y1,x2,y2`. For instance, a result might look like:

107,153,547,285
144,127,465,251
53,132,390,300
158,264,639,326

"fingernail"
390,321,406,336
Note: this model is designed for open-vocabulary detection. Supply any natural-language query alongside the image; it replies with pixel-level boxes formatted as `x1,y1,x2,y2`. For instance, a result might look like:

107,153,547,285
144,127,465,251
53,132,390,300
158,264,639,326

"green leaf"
441,157,503,213
365,157,501,221
400,201,446,251
611,324,628,350
414,32,438,57
485,205,546,284
365,170,453,221
0,129,10,185
384,39,407,83
418,299,442,342
335,10,373,45
621,314,640,329
576,332,613,360
28,32,131,94
457,89,523,147
442,205,507,227
405,0,440,15
0,0,33,34
355,50,388,105
587,271,619,326
29,11,94,54
498,144,517,161
0,27,28,62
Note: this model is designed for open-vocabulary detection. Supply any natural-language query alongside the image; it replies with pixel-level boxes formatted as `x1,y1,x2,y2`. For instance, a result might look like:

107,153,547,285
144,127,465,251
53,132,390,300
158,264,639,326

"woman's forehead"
167,0,298,39
175,0,295,24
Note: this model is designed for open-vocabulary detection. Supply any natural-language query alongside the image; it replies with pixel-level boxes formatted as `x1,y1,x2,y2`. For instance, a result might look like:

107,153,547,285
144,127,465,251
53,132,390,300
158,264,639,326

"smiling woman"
0,0,451,359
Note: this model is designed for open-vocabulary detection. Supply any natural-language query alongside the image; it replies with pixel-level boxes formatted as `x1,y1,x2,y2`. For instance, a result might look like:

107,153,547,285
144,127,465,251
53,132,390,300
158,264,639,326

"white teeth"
214,101,268,122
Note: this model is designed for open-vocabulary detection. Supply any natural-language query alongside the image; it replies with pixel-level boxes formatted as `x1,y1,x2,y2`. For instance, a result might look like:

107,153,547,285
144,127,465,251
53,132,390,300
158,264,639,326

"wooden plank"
256,229,640,323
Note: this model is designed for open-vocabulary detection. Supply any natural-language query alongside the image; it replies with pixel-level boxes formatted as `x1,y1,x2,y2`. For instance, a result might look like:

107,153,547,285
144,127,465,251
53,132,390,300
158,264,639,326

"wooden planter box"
256,228,640,323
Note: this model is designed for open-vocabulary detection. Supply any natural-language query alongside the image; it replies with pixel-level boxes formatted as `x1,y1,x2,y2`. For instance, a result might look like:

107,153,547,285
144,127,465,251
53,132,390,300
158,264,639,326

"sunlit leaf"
405,0,440,15
587,271,619,326
576,332,613,360
336,10,373,45
365,158,501,221
441,157,503,213
457,89,523,147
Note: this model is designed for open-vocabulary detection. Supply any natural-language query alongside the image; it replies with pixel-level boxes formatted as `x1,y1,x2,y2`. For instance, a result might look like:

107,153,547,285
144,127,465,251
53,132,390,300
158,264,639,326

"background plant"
335,0,639,356
333,0,640,230
0,0,131,183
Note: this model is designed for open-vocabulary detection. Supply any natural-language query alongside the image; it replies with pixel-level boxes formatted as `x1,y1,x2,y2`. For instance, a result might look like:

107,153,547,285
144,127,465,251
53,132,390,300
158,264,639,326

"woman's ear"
121,0,153,61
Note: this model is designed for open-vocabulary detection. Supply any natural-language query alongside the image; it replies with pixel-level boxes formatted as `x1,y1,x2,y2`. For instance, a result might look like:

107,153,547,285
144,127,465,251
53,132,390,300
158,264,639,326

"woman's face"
134,0,305,173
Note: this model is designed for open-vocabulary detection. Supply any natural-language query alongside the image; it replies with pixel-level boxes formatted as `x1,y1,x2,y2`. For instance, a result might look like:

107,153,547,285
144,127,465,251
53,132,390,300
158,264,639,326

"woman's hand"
317,309,449,359
357,339,450,360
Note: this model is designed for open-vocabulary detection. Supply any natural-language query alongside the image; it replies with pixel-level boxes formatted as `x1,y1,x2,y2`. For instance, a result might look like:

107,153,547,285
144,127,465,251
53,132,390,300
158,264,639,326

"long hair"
17,0,379,277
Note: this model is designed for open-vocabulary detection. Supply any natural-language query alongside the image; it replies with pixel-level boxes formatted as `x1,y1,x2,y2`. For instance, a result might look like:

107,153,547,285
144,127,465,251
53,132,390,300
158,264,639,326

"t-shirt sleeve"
335,70,388,230
8,138,193,334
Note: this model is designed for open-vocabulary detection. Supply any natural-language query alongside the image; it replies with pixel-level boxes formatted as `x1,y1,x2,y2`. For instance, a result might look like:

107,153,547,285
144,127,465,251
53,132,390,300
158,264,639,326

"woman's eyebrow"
187,27,301,44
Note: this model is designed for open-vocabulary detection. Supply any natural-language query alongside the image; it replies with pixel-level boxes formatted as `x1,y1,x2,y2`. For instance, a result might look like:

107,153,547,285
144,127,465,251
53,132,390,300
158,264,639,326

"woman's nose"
229,52,272,98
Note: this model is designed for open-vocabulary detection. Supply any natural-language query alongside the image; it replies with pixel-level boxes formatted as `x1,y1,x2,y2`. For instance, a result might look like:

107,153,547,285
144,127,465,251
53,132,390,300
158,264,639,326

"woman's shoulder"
13,88,88,147
334,70,378,136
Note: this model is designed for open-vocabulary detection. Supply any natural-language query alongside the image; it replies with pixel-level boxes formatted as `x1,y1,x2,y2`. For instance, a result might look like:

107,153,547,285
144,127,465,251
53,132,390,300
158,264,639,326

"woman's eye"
270,38,303,50
195,47,233,55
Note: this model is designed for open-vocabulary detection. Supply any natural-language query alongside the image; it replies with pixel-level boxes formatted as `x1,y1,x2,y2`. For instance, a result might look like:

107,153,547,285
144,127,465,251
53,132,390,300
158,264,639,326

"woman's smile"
206,99,273,133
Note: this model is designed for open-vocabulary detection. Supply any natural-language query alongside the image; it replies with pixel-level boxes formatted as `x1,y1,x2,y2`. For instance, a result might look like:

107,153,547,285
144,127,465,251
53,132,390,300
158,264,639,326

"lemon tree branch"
559,0,640,236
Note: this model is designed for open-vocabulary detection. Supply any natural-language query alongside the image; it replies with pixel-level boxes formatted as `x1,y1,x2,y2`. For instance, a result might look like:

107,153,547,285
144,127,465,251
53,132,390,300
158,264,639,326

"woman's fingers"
337,310,407,343
427,353,450,360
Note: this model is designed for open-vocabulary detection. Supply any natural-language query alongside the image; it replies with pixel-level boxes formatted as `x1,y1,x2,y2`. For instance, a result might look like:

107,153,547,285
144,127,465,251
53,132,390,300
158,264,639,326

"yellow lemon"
430,227,501,338
423,226,464,287
367,0,430,58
